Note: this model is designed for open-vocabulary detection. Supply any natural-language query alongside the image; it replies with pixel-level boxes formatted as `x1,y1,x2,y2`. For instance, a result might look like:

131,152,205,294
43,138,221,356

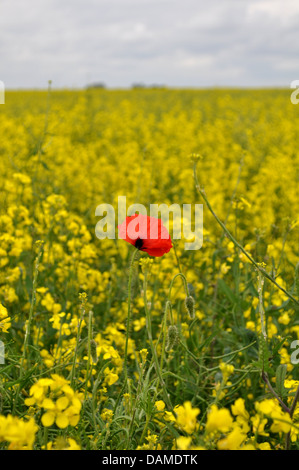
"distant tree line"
85,82,167,90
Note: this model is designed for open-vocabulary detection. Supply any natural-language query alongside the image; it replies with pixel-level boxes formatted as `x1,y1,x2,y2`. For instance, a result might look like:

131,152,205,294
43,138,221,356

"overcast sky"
1,0,299,89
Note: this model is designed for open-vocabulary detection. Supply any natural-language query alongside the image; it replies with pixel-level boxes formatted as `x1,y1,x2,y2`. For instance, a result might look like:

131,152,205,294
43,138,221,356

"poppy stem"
124,247,139,384
172,240,182,273
143,272,173,412
113,248,139,415
167,273,190,325
193,162,299,307
168,273,190,301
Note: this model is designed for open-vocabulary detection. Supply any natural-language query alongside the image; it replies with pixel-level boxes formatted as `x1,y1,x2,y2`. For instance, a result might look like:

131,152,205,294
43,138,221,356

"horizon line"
4,84,293,92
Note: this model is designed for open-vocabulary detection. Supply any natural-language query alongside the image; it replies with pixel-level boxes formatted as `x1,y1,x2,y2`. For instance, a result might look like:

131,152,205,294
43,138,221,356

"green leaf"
271,336,291,359
197,331,219,353
217,279,237,305
275,364,288,398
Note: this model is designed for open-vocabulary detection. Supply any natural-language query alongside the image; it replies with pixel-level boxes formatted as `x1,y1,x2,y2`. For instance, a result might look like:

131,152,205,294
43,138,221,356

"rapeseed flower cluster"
25,375,82,429
0,304,11,333
172,397,295,450
0,89,298,449
0,415,38,450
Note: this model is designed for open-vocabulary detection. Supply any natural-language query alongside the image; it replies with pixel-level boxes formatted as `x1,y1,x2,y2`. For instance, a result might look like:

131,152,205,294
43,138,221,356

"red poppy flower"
118,214,173,257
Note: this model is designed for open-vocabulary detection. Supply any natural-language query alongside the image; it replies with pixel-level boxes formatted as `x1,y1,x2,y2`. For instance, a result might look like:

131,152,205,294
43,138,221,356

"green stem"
143,272,173,411
123,248,139,383
160,311,168,370
84,310,93,400
20,242,43,378
12,242,43,414
43,427,49,450
261,371,290,414
257,271,267,341
168,273,190,301
70,302,86,388
285,383,299,450
113,248,139,414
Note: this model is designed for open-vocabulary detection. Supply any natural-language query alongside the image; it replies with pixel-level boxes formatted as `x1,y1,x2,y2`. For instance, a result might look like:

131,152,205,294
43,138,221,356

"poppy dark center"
135,238,144,249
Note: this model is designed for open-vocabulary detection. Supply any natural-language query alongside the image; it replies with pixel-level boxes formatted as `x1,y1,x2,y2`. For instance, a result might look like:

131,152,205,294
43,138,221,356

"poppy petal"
118,214,173,257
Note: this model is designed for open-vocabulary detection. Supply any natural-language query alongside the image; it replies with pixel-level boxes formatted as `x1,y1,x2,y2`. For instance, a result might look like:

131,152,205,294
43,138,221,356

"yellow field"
0,88,298,450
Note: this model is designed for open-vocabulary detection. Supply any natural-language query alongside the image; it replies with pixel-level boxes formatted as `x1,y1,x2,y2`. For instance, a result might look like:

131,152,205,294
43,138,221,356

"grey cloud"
0,0,299,88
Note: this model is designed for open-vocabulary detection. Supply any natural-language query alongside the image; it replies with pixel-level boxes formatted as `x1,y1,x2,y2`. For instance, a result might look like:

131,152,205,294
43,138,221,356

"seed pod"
258,333,270,371
164,300,172,314
166,325,179,352
90,340,98,364
185,295,195,319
